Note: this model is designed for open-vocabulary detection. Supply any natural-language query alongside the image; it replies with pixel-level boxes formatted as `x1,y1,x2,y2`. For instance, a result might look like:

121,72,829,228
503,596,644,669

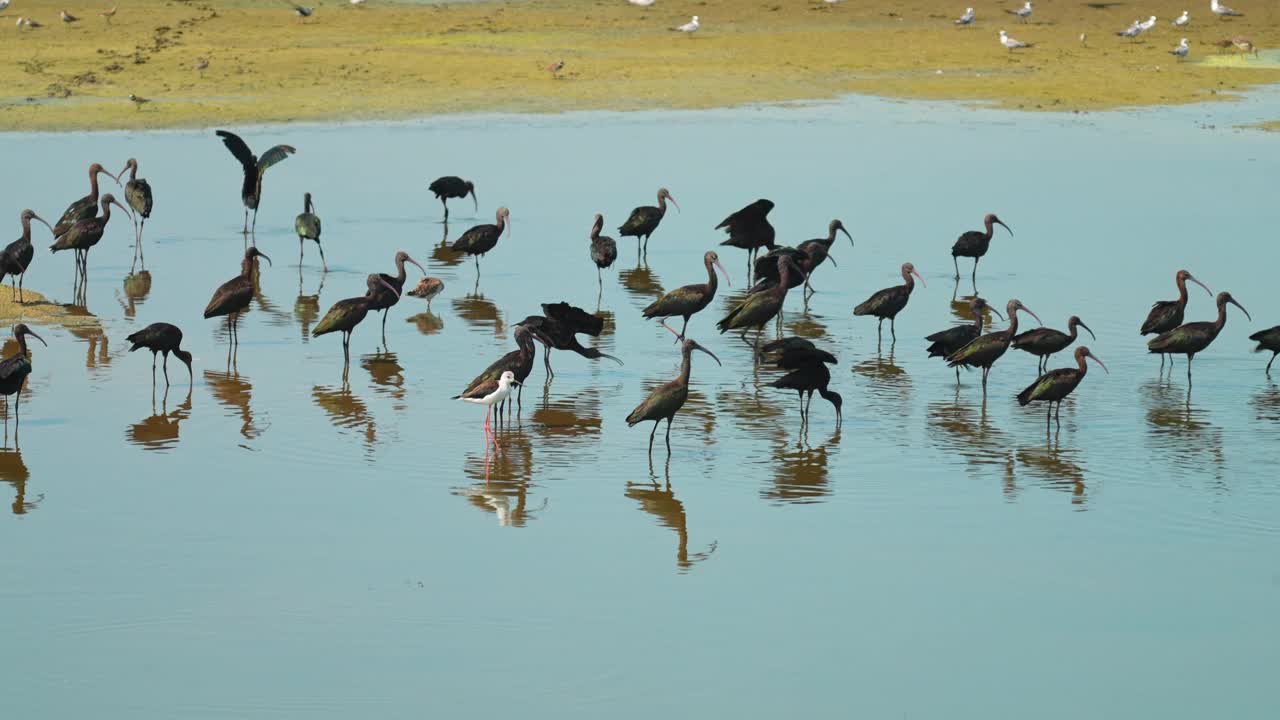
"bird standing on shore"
1211,0,1242,19
546,59,565,78
128,94,150,110
100,6,117,24
60,10,78,24
1174,10,1190,26
286,2,314,20
673,16,698,35
956,8,974,26
1000,30,1031,51
1170,38,1190,59
2,210,54,303
1139,16,1158,32
1005,2,1031,22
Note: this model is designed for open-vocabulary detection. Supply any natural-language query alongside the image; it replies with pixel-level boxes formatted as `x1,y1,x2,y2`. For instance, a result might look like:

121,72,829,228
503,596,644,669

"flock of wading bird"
3,130,1280,452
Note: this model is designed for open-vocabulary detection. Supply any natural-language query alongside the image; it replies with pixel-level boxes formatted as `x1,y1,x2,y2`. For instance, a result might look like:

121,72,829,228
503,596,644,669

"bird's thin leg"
680,317,689,340
151,352,157,386
442,198,449,222
797,391,804,423
1055,401,1062,428
299,237,304,266
162,353,170,387
1047,404,1052,431
243,208,249,234
343,332,351,368
955,366,960,384
517,382,524,412
982,366,989,391
251,208,258,235
381,310,389,348
139,219,146,268
664,417,673,453
648,421,658,453
876,318,883,344
1158,352,1165,372
1268,353,1276,375
1187,354,1194,385
953,255,959,280
891,317,897,342
317,242,327,271
972,257,979,284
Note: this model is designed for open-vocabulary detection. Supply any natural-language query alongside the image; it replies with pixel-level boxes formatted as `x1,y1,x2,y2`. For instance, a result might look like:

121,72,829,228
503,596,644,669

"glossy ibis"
618,188,678,254
747,247,812,295
764,340,842,428
368,250,425,345
215,130,296,234
51,162,118,239
517,302,622,379
120,158,153,269
461,370,519,448
314,274,401,366
49,193,128,284
589,213,618,288
951,213,1011,281
450,206,510,277
1249,326,1280,373
1013,315,1095,373
1141,269,1212,370
0,324,46,419
454,325,538,417
1,210,53,303
853,262,925,343
794,219,853,293
926,296,1004,383
717,254,801,348
643,250,730,340
407,276,445,308
946,298,1042,390
294,192,325,269
203,247,271,351
428,176,476,221
1017,346,1108,428
626,336,720,453
1147,291,1250,383
717,199,775,278
126,322,193,387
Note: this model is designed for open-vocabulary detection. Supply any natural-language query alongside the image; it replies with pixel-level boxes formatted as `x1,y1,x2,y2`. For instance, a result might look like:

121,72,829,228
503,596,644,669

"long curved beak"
694,343,722,366
996,220,1012,235
110,198,130,214
33,214,54,235
408,257,426,275
379,277,401,296
1021,305,1042,326
26,330,47,347
825,254,838,268
911,267,927,288
989,306,1006,321
1079,321,1096,340
668,195,681,212
1087,351,1109,374
258,252,273,267
470,188,478,213
1189,275,1212,297
1229,297,1251,321
713,258,731,287
118,163,132,181
839,226,854,247
600,352,624,366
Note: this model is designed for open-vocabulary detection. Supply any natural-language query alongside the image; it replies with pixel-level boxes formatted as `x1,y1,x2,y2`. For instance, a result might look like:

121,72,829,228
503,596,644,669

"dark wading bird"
314,274,402,366
947,298,1042,390
203,247,272,352
643,250,730,340
1147,291,1251,383
1013,315,1096,373
618,187,679,254
926,296,1005,383
451,207,511,277
428,176,477,221
49,193,128,284
1249,326,1280,373
52,162,119,239
717,255,802,349
717,199,776,278
126,322,193,387
453,325,539,418
294,192,325,269
589,214,618,288
626,333,721,453
794,219,853,294
853,262,926,343
762,338,842,428
517,302,622,378
120,158,153,269
368,250,426,345
1140,269,1212,370
2,210,54,303
215,130,296,235
747,247,811,295
0,324,47,418
1017,346,1108,428
951,213,1011,281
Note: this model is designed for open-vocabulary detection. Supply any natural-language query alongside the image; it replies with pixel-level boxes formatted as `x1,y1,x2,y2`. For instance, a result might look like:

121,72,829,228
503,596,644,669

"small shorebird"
194,57,209,76
461,370,520,448
19,16,42,29
1211,0,1242,19
1170,37,1190,59
100,6,117,24
628,0,655,6
545,59,564,78
1232,36,1258,56
1117,20,1141,38
673,15,698,35
999,30,1030,51
407,277,444,307
60,9,79,24
1138,15,1158,32
1173,10,1190,26
1005,2,1031,23
1212,38,1234,53
128,93,150,109
285,1,313,20
955,7,974,26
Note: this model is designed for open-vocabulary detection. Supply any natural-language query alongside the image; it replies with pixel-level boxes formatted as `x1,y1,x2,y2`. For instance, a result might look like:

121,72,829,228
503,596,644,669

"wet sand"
2,0,1279,131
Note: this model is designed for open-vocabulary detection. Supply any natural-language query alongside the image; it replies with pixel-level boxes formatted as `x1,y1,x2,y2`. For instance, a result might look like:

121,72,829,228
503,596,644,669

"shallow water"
2,93,1279,718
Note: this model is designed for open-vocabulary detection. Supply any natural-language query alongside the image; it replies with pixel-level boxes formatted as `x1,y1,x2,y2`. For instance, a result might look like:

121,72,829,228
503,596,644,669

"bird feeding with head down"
126,322,193,387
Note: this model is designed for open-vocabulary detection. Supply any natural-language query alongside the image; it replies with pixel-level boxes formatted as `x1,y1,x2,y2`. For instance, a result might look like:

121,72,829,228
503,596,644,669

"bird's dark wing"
216,130,256,170
258,145,296,174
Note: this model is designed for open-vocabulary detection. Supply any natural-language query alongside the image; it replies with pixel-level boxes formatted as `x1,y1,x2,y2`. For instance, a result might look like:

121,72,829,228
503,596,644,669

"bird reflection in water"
761,426,840,504
852,347,912,437
627,456,717,572
362,351,406,407
293,268,325,341
783,312,829,342
204,368,267,443
1015,429,1088,508
530,382,604,453
62,305,112,372
117,270,152,319
1250,379,1280,429
312,382,378,459
454,428,546,527
0,444,39,515
405,308,444,336
619,257,664,308
125,386,192,453
950,280,1001,329
429,221,466,267
927,389,1014,482
1143,379,1226,482
452,292,505,337
715,384,778,447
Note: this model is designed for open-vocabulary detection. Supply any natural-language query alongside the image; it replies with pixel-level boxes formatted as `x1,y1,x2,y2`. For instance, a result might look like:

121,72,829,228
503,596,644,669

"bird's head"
245,246,273,267
1076,346,1108,374
831,218,854,246
1069,316,1096,340
396,250,426,275
1176,269,1212,297
20,209,54,235
902,262,925,288
1008,299,1041,326
1217,292,1251,321
658,187,680,212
